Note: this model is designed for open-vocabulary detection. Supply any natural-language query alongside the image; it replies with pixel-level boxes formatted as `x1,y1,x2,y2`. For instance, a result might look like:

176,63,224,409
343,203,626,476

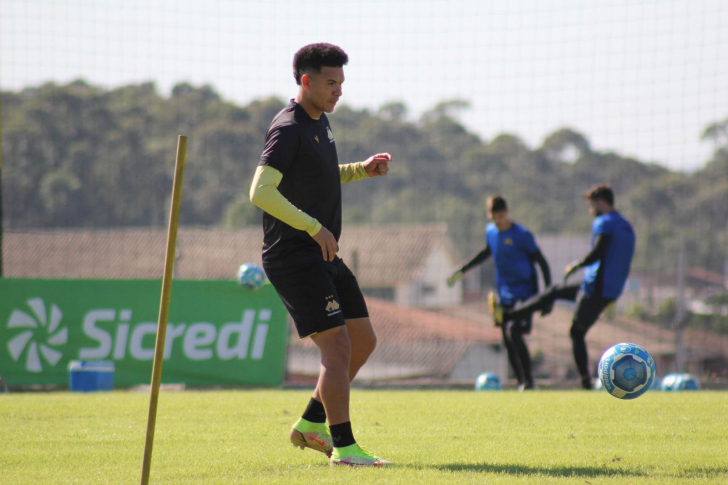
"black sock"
329,421,356,448
301,397,327,424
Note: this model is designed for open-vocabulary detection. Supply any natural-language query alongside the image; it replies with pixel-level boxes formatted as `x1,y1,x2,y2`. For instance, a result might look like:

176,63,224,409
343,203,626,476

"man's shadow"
423,462,643,478
421,462,726,479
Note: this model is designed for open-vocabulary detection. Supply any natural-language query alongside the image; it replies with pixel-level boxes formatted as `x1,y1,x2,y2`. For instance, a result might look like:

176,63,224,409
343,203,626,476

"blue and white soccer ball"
475,373,502,391
596,374,657,392
598,342,656,400
661,373,700,391
236,263,265,290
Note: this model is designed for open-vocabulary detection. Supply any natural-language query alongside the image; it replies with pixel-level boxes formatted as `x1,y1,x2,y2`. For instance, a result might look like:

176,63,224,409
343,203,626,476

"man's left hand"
446,270,464,287
363,153,392,177
564,261,580,282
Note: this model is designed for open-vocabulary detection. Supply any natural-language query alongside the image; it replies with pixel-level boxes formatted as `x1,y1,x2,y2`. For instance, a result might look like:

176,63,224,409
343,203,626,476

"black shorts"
503,302,532,334
264,257,369,339
571,292,615,334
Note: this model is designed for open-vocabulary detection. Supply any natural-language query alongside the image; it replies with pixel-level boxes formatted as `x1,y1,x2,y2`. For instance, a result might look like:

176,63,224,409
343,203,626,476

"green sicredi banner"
0,279,288,387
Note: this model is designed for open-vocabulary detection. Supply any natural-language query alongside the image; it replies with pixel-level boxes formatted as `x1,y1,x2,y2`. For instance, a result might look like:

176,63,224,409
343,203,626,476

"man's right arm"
447,246,491,287
460,246,492,273
249,165,322,236
564,234,611,281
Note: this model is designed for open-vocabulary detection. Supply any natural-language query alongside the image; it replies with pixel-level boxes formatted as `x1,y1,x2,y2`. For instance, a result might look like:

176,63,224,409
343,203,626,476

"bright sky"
2,0,727,171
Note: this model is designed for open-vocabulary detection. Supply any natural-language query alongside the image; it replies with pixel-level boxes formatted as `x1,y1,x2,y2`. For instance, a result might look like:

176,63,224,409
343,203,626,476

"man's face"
588,198,603,216
489,210,511,231
303,66,344,114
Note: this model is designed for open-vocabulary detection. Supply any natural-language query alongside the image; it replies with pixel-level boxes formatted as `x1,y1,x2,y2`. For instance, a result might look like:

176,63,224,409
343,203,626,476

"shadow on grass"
424,462,643,478
420,463,728,480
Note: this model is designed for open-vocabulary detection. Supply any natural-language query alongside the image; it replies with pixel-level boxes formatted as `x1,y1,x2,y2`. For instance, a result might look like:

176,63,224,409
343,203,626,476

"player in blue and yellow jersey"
249,43,391,466
447,195,551,391
489,184,636,389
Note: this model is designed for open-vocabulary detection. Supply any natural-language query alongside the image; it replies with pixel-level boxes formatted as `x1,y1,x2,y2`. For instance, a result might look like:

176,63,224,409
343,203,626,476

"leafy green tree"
2,80,727,275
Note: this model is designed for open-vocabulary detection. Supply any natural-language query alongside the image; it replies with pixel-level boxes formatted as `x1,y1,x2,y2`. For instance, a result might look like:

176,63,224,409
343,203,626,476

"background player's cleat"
517,381,535,392
330,443,392,467
581,375,594,390
488,292,504,326
289,418,333,457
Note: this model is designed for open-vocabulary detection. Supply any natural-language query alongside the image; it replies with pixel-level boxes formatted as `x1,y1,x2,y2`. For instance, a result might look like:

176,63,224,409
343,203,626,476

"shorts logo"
326,127,335,143
325,296,341,316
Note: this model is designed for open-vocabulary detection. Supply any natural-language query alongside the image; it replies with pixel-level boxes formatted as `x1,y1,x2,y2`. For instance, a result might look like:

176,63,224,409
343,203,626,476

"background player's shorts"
503,302,533,334
264,257,369,339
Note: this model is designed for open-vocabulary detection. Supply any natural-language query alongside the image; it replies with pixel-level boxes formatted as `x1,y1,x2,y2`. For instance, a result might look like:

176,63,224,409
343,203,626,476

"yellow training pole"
140,135,187,485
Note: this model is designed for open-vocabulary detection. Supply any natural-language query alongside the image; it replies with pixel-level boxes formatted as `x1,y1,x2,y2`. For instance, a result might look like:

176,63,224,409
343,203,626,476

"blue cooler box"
69,360,115,392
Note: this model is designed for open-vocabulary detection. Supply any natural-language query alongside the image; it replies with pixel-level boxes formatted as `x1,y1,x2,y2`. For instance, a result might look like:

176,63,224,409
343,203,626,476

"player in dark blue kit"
447,195,551,391
489,184,636,389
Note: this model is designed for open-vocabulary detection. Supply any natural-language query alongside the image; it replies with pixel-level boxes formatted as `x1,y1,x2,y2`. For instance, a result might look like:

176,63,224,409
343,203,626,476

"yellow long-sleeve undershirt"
338,161,369,184
249,162,369,236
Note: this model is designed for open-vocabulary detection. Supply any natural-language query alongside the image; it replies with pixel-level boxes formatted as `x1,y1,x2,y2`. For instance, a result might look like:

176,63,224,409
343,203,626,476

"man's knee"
315,326,352,367
359,331,377,357
504,321,522,341
570,322,586,341
347,318,377,358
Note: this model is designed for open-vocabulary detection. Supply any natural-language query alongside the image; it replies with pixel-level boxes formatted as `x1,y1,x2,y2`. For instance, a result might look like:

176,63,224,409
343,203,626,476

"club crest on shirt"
326,126,335,143
314,135,319,143
504,238,514,245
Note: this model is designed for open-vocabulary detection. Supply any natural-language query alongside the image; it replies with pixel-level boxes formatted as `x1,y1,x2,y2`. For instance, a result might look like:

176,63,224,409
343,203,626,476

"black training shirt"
258,100,342,266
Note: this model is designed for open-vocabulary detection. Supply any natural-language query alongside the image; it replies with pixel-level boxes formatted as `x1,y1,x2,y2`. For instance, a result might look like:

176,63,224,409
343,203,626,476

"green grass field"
1,389,727,484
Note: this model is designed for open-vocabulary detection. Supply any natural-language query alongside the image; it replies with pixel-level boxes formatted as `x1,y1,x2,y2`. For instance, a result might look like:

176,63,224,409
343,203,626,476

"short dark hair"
293,43,349,85
584,183,614,206
487,195,508,213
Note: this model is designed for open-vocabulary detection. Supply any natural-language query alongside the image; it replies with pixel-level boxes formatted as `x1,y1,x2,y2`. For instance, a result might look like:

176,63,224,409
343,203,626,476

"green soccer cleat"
330,443,392,467
289,418,333,457
488,291,504,327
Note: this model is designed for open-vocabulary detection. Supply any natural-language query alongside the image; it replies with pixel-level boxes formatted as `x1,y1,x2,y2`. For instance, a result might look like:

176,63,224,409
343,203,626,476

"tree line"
2,80,727,275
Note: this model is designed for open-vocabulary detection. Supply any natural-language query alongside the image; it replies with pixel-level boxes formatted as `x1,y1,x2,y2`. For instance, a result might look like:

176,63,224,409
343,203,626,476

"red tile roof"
289,297,502,379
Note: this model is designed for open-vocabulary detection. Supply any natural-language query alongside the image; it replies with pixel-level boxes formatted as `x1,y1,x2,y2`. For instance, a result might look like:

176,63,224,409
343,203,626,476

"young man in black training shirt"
250,43,392,466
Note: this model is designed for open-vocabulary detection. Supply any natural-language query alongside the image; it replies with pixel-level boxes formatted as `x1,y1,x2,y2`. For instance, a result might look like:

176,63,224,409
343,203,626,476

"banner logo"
7,298,68,372
77,308,272,361
1,281,287,386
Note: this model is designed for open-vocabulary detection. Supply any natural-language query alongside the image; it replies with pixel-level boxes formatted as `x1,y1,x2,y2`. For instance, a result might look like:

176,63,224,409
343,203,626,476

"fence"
2,0,727,386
